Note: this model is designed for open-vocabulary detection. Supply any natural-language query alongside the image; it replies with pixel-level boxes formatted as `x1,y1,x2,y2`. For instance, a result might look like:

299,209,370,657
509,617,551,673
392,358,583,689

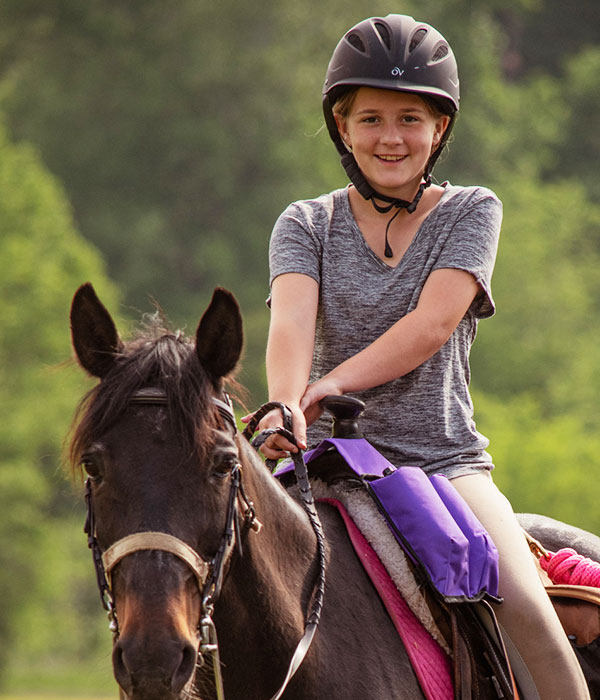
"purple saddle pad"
275,437,499,601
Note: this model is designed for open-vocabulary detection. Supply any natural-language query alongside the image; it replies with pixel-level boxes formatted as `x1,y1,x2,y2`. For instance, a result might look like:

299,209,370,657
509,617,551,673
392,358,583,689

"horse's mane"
69,313,241,474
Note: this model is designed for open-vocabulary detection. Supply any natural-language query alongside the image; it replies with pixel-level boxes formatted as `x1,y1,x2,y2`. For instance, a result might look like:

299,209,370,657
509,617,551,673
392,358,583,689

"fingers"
264,430,300,455
300,378,342,418
288,406,307,450
303,402,324,427
260,441,294,461
246,406,307,458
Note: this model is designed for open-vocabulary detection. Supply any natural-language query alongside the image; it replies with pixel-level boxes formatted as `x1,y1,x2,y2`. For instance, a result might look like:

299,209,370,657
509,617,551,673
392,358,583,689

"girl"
249,14,589,700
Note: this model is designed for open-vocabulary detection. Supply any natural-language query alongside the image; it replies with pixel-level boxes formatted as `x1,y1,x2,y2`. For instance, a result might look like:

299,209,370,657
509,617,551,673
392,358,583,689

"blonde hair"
332,86,448,120
332,88,360,120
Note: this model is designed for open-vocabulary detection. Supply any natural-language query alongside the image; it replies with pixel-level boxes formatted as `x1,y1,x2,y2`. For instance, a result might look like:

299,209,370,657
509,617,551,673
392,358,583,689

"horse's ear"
196,287,243,379
70,283,123,378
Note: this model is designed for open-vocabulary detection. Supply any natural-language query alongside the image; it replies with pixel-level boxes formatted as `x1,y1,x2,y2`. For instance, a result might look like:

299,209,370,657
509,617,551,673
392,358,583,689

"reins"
242,402,327,700
84,391,326,700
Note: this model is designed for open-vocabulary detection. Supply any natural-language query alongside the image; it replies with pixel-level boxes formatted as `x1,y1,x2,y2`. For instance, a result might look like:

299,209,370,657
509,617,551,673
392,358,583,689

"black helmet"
322,15,460,217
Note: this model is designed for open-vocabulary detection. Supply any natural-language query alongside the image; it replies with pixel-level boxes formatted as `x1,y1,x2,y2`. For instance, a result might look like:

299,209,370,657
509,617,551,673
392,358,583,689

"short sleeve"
433,190,502,319
269,199,329,287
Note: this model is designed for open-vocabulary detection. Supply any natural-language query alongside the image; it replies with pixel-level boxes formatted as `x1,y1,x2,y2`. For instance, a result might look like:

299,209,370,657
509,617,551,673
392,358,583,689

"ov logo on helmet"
391,67,404,77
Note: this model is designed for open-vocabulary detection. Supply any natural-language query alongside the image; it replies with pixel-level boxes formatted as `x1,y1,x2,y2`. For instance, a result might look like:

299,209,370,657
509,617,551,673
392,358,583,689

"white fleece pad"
311,479,451,654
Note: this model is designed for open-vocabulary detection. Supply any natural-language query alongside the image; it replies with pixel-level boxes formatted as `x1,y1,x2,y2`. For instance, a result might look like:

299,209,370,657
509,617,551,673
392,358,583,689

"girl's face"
335,87,450,200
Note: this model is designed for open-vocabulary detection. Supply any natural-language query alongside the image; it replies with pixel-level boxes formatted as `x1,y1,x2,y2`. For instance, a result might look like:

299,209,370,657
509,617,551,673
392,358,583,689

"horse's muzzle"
113,635,198,699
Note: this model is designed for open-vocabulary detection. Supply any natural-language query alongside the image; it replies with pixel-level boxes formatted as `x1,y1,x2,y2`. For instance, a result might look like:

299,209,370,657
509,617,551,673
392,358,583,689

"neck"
213,442,318,696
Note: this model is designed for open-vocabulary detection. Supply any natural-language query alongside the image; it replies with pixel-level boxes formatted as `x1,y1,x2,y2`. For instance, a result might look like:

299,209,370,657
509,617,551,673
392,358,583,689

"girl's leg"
451,471,590,700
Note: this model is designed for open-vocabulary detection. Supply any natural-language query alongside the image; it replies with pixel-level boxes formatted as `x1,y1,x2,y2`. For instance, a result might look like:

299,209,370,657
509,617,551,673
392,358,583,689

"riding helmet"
322,14,460,212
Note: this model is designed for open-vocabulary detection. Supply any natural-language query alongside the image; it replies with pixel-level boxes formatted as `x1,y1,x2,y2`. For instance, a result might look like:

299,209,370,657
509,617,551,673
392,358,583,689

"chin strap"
375,180,430,258
340,152,431,258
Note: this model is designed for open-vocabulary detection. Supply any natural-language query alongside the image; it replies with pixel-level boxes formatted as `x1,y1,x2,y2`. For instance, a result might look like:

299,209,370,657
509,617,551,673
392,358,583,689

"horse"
68,282,600,700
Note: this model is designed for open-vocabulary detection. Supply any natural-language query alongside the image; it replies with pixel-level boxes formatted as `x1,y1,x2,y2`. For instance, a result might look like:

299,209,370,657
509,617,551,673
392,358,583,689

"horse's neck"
214,444,318,687
228,442,316,612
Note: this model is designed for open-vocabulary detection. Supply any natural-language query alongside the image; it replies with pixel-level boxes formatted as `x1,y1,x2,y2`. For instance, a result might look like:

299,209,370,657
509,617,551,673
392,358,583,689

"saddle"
527,534,600,698
275,414,517,699
274,396,600,699
550,588,600,699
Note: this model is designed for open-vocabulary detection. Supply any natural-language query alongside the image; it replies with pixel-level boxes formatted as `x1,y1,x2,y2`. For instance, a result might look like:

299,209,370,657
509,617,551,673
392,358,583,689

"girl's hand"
300,376,343,426
241,404,307,461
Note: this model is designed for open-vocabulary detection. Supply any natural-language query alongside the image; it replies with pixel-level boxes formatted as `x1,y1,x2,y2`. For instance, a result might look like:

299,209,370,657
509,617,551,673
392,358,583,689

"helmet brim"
324,78,458,115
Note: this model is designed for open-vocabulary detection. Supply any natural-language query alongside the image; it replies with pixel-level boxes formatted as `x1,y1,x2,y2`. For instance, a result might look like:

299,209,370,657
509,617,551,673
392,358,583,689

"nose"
113,636,198,696
379,122,404,145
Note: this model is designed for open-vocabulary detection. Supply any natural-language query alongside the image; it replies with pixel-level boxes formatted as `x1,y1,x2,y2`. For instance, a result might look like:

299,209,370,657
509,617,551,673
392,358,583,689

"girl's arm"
300,267,480,414
257,272,319,459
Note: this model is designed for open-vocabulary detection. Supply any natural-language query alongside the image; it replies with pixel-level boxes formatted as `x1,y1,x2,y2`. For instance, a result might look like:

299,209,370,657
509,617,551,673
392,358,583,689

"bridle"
83,389,326,700
84,388,260,698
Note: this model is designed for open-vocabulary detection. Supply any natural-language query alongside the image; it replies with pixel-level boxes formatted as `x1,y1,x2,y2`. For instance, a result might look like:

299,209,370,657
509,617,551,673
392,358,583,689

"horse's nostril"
112,640,133,695
171,642,198,693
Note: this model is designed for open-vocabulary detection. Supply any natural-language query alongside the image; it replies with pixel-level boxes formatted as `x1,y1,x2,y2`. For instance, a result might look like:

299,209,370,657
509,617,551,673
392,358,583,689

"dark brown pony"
69,283,429,700
69,283,600,700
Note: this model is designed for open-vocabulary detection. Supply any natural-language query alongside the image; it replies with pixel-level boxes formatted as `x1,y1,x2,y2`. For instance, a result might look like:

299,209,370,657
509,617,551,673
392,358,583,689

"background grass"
1,697,115,700
1,660,118,698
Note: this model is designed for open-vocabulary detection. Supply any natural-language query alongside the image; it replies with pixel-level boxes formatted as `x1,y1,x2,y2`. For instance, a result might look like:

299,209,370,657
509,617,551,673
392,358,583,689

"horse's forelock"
69,325,221,474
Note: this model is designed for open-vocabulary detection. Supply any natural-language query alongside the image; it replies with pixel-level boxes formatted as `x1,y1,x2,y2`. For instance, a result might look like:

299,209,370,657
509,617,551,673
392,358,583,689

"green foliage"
0,0,312,322
475,392,600,534
472,176,600,426
4,518,114,695
0,117,118,687
551,47,600,203
0,0,598,692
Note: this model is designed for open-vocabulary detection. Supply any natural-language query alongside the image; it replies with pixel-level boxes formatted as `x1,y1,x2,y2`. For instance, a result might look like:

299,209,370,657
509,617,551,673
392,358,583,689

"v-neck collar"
340,184,452,272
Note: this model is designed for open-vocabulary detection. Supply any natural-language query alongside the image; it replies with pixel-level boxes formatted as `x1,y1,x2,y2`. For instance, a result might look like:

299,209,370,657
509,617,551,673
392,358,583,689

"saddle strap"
448,602,519,700
546,585,600,647
450,612,473,700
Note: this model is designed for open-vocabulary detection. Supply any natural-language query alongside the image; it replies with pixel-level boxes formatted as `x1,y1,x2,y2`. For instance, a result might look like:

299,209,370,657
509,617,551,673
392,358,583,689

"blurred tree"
494,0,600,79
0,0,598,691
0,0,306,312
0,117,117,686
1,0,595,401
471,175,600,427
475,391,600,534
550,47,600,204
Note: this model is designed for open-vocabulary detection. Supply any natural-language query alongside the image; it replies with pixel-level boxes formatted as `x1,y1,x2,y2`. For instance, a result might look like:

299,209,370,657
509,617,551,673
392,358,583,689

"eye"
212,453,238,479
80,446,104,481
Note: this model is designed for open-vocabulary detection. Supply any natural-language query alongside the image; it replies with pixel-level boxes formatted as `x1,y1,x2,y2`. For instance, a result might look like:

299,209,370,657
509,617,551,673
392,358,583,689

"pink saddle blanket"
319,497,454,700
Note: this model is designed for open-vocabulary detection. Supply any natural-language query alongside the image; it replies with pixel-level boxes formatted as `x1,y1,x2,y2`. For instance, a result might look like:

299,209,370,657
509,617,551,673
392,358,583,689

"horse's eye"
81,453,103,481
213,454,238,479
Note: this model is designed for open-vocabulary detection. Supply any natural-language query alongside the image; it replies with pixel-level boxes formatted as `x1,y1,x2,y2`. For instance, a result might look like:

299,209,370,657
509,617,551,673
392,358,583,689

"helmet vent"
431,43,449,62
346,32,367,54
408,28,427,53
374,22,392,50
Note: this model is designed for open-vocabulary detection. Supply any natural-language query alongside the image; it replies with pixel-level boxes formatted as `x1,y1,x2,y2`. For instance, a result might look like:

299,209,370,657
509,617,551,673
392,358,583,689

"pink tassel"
540,547,600,587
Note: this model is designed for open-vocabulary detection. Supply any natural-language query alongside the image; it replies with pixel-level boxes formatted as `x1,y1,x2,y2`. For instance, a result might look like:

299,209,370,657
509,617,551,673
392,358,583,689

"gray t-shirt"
269,184,502,478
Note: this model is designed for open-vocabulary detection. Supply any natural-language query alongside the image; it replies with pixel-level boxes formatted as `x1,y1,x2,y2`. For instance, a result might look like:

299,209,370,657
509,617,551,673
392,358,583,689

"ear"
334,113,351,150
432,115,451,150
70,283,123,378
196,288,243,379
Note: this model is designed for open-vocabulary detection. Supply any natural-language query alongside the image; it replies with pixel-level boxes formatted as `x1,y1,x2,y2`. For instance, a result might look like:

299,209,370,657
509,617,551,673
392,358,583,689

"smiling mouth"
376,154,407,162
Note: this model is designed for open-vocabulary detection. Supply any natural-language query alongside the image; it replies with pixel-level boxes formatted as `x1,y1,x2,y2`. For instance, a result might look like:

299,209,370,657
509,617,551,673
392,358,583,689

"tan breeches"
451,472,590,700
